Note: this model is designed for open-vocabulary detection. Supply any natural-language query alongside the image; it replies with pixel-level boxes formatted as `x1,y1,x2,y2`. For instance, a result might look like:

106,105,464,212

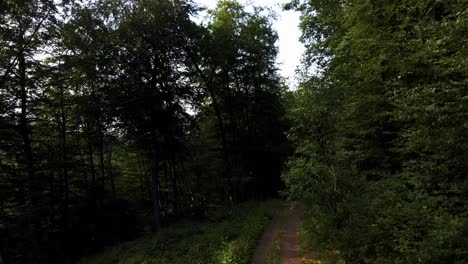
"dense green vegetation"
0,0,287,263
282,0,468,263
79,200,279,264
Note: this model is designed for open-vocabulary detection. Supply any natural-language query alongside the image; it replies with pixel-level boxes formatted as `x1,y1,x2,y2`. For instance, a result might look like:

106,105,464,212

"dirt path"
281,206,302,264
251,205,288,264
251,204,302,264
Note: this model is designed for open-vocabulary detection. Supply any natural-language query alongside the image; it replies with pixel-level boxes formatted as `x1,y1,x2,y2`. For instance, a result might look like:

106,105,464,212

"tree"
108,0,198,231
191,0,288,202
0,0,57,262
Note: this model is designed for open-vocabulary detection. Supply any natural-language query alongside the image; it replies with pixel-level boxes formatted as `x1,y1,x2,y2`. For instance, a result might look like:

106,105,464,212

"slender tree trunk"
86,137,99,248
18,42,39,264
190,62,229,169
89,145,96,187
98,124,106,191
58,72,70,261
171,154,178,216
141,156,151,202
19,49,35,204
222,68,237,204
150,150,161,231
77,138,90,194
204,81,232,203
207,84,229,165
189,59,232,204
88,141,97,204
105,152,116,198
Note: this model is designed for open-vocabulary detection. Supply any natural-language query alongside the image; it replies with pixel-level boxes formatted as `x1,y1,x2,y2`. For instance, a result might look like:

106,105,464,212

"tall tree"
0,0,57,262
109,0,197,231
191,0,288,201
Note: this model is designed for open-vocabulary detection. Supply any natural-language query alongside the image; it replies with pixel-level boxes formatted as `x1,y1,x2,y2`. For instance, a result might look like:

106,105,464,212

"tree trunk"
171,154,178,216
98,124,106,191
18,49,35,205
190,62,229,169
222,67,236,204
59,72,70,260
150,151,161,231
18,42,39,264
105,151,116,198
207,83,229,167
88,140,98,205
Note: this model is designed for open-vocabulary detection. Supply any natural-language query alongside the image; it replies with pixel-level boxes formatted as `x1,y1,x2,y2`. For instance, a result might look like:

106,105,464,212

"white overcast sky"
192,0,305,88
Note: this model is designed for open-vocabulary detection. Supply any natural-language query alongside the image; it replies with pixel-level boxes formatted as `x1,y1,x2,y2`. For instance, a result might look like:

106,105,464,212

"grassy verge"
79,200,279,264
264,207,288,264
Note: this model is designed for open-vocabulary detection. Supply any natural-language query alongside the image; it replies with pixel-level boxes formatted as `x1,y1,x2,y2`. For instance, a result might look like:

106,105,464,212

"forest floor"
251,203,321,264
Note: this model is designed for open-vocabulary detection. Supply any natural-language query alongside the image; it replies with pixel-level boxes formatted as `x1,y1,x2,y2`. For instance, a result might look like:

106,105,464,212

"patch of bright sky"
192,0,305,88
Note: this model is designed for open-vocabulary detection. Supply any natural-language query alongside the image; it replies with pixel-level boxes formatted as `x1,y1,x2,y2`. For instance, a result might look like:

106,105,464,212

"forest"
0,0,467,263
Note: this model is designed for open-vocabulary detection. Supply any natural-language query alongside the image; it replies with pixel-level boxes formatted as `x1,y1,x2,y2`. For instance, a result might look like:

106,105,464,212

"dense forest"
0,0,288,262
0,0,467,263
283,0,468,263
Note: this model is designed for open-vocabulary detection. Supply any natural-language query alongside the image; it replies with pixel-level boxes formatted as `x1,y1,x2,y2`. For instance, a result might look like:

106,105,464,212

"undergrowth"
79,200,279,264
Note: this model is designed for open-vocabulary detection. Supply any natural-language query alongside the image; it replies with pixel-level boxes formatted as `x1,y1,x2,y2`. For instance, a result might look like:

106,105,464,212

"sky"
192,0,305,88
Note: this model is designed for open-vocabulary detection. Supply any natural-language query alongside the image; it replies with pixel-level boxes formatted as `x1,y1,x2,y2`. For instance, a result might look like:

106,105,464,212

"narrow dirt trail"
281,206,302,264
251,205,288,264
251,204,303,264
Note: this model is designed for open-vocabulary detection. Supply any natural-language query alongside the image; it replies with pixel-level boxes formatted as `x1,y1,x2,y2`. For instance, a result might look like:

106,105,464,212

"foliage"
283,0,468,262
